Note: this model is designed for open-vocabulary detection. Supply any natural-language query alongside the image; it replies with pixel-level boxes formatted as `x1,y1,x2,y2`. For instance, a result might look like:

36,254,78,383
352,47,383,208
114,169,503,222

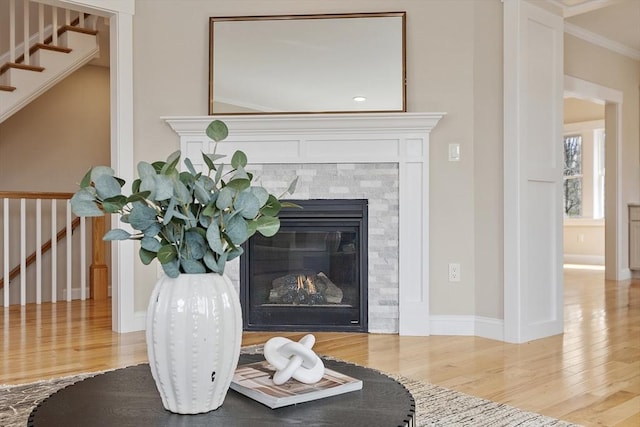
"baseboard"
429,315,504,341
563,254,604,265
429,315,475,336
132,311,147,331
474,316,504,341
619,268,632,280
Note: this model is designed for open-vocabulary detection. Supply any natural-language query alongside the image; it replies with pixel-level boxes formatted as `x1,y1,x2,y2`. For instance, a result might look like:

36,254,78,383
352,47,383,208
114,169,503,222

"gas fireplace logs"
269,272,343,305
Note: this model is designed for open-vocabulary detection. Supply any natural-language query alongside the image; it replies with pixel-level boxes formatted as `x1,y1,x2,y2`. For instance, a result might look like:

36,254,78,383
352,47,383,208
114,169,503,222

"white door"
503,0,564,343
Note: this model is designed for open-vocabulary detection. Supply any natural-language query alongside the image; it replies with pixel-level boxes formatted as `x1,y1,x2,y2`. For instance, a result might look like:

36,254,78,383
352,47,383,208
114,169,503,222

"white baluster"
36,198,42,304
52,6,58,46
66,201,72,302
65,8,70,26
20,198,26,305
38,3,44,44
51,199,57,303
9,0,16,63
80,216,86,300
3,198,9,307
23,0,29,66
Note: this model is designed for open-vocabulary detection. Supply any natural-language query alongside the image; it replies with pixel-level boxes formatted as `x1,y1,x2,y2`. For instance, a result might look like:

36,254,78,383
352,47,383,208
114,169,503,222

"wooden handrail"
0,191,74,200
0,217,81,289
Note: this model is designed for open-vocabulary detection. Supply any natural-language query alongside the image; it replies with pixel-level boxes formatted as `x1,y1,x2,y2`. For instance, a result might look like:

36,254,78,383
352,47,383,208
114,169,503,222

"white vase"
145,273,242,414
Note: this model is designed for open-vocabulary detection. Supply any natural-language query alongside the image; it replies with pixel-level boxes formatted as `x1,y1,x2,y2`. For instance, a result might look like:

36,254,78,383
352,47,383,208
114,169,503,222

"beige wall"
131,0,504,315
564,98,604,124
0,65,111,191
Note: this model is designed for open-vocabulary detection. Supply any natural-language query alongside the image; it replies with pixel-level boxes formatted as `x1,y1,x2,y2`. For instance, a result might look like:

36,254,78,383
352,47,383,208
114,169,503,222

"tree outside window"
563,135,582,217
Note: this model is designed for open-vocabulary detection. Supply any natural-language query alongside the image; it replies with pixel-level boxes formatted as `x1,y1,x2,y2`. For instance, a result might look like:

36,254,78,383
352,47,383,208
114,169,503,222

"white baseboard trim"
61,287,90,300
619,268,632,281
429,315,476,336
429,315,504,341
563,254,605,265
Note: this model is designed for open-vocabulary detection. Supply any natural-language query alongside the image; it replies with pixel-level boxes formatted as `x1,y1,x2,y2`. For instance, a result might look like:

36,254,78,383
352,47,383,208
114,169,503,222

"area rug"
1,347,581,427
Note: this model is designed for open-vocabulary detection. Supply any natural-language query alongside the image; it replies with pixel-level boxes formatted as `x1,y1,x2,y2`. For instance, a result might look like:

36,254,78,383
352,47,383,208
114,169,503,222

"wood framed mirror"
209,12,406,115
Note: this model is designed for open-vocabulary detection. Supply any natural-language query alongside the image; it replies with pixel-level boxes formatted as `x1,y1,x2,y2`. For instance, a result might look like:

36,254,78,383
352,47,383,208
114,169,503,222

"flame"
296,275,316,294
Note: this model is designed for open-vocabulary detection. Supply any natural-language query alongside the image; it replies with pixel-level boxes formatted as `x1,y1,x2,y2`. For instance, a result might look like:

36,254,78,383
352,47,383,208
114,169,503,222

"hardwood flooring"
1,267,638,426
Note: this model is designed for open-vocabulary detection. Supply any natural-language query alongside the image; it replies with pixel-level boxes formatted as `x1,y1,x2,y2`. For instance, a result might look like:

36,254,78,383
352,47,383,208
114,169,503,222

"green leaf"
129,203,158,232
163,150,181,174
139,248,157,265
235,191,260,219
90,166,116,183
157,244,177,264
227,246,244,261
193,181,210,205
103,229,132,240
184,157,197,175
206,223,224,255
141,236,162,252
216,187,234,210
94,175,122,200
137,161,156,180
79,168,92,188
70,189,103,217
154,175,174,201
143,222,161,237
206,120,229,142
250,187,269,207
260,195,282,217
173,179,191,204
203,251,221,273
161,259,180,278
225,214,248,245
255,216,280,237
101,195,127,214
225,178,250,192
185,230,206,260
231,150,247,169
127,191,151,203
181,259,206,274
284,176,298,196
216,252,229,274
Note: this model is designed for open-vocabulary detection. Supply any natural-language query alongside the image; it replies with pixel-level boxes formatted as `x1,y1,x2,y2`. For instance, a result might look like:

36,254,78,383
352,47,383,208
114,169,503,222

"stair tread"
0,62,45,75
34,43,73,54
60,25,98,36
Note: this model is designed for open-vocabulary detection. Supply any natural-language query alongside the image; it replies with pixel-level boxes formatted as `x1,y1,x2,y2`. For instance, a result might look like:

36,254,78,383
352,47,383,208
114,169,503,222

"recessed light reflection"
353,96,367,102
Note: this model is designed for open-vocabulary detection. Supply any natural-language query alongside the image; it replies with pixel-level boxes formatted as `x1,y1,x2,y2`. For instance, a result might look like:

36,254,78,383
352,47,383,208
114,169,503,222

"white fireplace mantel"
164,113,444,336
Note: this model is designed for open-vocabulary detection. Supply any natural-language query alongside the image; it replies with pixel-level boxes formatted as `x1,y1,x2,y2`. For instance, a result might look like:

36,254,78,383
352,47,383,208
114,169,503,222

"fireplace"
166,113,443,335
240,199,368,332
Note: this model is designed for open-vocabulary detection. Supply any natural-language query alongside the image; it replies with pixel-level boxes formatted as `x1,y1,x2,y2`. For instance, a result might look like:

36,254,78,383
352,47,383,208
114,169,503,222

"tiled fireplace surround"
166,113,443,335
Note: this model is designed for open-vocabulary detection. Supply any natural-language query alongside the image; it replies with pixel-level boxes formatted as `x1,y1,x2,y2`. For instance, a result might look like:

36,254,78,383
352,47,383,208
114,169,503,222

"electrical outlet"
448,263,461,282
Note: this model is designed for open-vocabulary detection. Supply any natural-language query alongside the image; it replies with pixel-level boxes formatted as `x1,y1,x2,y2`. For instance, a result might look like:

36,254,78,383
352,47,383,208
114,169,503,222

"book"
229,360,363,409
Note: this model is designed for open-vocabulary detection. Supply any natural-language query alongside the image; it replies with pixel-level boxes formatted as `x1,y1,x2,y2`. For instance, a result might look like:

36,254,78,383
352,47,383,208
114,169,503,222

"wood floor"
1,268,638,426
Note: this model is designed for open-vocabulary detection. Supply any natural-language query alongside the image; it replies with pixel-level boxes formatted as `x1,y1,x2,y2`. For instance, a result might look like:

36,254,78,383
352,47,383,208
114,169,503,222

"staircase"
0,0,100,123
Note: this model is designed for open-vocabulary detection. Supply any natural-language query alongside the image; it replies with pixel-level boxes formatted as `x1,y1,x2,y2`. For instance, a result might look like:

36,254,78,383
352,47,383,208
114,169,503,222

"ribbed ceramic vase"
145,273,242,414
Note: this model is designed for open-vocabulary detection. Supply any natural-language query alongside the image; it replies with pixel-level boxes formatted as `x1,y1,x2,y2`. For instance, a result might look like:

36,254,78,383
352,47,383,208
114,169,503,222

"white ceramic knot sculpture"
263,334,325,385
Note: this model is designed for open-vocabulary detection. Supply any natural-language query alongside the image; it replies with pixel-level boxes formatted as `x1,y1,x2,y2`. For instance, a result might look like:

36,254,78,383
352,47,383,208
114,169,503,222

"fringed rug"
1,346,581,427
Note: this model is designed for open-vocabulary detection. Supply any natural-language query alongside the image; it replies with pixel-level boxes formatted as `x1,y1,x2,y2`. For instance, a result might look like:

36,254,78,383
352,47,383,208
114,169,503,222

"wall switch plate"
448,143,460,161
448,263,461,282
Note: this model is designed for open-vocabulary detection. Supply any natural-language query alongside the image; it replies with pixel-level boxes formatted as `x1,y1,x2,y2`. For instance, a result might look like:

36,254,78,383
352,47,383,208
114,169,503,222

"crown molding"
565,22,640,61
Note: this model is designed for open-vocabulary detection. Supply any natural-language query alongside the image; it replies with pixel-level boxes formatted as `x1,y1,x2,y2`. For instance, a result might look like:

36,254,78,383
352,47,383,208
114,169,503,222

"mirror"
209,12,406,115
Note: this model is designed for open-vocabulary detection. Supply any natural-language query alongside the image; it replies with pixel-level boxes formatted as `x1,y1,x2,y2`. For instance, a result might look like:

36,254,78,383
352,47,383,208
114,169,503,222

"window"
563,135,582,217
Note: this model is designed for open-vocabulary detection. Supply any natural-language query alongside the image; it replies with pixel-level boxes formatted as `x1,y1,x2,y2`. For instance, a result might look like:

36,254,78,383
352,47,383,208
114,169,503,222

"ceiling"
554,0,640,52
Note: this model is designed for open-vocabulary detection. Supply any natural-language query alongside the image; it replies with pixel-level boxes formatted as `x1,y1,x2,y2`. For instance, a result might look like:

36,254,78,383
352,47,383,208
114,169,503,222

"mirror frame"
208,12,406,115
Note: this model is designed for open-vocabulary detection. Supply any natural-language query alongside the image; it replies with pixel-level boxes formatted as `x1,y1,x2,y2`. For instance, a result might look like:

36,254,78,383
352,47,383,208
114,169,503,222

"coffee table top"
28,354,415,427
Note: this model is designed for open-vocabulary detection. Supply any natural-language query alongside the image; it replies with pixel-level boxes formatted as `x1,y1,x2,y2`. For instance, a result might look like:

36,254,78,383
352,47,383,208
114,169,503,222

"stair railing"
0,191,108,307
1,0,96,77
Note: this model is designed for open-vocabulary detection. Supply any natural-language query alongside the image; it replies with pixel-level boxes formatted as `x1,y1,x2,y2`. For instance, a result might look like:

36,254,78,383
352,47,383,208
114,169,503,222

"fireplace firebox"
240,199,368,332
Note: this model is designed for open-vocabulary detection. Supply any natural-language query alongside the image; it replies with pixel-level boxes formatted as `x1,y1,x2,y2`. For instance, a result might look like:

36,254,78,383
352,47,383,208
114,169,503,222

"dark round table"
28,354,415,426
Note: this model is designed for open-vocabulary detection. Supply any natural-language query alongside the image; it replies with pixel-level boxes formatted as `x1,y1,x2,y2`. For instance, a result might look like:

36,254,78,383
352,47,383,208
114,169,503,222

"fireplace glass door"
240,200,367,332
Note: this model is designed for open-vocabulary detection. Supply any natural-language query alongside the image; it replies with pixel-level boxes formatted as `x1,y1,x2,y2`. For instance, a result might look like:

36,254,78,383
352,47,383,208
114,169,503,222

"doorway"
564,75,624,282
